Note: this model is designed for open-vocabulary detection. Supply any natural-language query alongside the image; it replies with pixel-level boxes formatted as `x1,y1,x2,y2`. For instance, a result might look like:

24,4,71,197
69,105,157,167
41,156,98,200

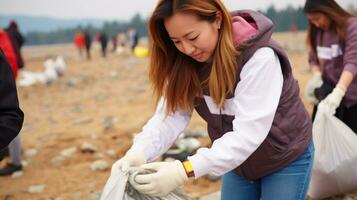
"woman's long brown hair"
305,1,354,56
148,0,237,114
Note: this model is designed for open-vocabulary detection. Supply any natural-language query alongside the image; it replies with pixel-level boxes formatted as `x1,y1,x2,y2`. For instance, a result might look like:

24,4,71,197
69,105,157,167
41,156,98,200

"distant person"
111,1,313,199
116,32,127,54
111,34,117,53
97,32,108,57
5,21,25,70
117,32,127,47
0,28,24,175
84,31,92,60
304,0,357,133
127,27,138,52
73,31,85,58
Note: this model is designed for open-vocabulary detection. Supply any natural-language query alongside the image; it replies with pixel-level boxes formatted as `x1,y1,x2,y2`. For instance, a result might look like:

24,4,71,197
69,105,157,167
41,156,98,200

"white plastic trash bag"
308,108,357,199
100,168,191,200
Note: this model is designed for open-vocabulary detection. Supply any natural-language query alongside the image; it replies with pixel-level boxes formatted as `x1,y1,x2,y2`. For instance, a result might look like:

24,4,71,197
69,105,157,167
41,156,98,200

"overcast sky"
0,0,356,21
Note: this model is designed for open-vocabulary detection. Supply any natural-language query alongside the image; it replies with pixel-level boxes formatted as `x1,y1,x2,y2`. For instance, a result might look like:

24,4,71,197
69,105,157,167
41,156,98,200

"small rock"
106,149,117,159
184,129,208,138
27,184,46,194
61,147,77,157
81,142,97,153
110,70,118,79
90,160,109,171
21,160,29,167
102,116,114,130
65,78,79,87
26,148,38,157
72,117,93,125
51,155,65,166
175,137,201,152
11,171,23,178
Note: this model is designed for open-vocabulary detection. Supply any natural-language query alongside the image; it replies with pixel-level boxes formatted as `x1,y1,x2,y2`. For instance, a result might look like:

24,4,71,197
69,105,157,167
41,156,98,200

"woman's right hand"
111,148,147,174
305,70,323,104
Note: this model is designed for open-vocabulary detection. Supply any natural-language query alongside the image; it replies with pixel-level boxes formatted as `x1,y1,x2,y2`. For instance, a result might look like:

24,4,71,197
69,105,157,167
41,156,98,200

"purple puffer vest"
194,10,312,180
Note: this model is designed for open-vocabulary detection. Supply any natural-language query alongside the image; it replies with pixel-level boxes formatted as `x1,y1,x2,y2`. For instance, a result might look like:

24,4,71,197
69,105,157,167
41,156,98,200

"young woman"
112,1,313,199
304,0,357,133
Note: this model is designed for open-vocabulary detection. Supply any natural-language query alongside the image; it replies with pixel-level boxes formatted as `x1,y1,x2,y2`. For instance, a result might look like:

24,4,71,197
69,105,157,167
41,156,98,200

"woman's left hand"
130,160,188,197
318,84,346,114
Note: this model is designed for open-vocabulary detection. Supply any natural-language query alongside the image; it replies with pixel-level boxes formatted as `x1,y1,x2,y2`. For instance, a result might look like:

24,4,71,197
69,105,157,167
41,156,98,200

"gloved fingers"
134,173,157,184
130,180,156,194
140,162,163,171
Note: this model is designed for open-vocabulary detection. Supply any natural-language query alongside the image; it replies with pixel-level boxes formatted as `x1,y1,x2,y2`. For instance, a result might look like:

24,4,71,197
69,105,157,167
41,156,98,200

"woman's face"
164,12,222,62
306,12,331,31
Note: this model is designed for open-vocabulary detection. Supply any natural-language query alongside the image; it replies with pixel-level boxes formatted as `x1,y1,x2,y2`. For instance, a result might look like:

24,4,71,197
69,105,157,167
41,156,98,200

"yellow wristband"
182,160,195,177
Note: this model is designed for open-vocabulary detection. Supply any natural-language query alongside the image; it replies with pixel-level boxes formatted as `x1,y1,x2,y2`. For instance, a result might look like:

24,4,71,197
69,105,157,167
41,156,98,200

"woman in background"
304,0,357,133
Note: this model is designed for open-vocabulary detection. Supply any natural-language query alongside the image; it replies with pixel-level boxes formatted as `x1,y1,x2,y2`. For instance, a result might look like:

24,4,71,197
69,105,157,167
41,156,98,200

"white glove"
305,72,323,104
318,84,346,115
130,160,188,197
111,148,147,174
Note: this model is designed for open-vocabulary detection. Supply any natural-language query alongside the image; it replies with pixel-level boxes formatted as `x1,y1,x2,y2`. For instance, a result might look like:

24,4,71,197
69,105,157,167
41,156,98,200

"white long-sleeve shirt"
131,47,283,178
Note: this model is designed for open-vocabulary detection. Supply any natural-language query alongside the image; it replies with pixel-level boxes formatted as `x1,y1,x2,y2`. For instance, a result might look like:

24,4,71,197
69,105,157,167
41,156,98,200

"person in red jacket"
0,28,18,78
0,27,24,176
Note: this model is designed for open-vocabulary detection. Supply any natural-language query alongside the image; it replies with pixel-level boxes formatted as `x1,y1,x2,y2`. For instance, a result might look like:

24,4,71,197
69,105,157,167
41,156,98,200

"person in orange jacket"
73,31,85,58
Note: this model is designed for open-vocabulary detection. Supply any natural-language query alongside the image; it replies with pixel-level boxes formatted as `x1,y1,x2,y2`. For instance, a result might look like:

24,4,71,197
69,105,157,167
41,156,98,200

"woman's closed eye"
172,34,199,44
189,35,199,41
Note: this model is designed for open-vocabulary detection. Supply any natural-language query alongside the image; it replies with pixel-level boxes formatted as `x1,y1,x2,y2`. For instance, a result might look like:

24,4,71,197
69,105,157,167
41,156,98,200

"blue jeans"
221,143,314,200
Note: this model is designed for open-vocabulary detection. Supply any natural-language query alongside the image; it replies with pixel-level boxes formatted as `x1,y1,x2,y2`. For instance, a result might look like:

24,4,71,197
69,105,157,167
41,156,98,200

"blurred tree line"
25,13,146,45
25,5,357,45
263,5,308,32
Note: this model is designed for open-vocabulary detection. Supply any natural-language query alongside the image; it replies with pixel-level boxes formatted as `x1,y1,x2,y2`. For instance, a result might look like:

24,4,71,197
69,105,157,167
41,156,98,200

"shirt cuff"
187,149,212,178
344,63,357,77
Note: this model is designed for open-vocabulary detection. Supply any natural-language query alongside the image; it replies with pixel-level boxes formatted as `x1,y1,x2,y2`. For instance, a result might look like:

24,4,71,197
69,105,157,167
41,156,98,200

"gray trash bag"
100,167,191,200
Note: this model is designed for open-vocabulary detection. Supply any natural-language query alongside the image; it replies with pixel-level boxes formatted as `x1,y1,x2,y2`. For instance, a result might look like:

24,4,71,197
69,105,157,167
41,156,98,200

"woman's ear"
215,11,223,29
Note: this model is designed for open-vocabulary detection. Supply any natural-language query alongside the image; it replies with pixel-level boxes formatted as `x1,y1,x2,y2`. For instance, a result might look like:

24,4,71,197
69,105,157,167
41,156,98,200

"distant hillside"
0,15,105,33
